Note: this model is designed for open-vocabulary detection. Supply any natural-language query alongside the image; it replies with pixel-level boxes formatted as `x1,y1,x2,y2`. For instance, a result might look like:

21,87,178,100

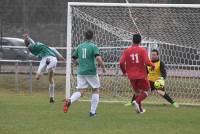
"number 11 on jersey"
82,48,87,59
130,53,139,63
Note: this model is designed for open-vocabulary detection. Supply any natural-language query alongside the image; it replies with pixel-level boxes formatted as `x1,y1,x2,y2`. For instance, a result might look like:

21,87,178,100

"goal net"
66,3,200,105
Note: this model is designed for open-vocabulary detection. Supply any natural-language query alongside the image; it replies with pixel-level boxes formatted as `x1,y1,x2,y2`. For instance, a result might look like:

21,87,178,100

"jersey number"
82,48,87,59
130,53,139,63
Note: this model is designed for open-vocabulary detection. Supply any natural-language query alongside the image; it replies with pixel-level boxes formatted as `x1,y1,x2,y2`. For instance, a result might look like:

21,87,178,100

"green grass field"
0,73,200,134
0,92,200,134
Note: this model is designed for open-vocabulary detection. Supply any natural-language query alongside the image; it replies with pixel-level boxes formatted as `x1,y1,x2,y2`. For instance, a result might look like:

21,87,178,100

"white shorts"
77,75,100,89
37,56,57,74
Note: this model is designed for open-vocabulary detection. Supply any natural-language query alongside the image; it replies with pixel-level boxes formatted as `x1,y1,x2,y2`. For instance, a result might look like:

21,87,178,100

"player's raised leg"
63,75,87,113
35,58,47,80
157,90,179,108
63,89,83,113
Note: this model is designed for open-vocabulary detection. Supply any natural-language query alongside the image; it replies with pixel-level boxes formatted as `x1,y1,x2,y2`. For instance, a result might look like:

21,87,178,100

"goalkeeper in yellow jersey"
125,49,179,108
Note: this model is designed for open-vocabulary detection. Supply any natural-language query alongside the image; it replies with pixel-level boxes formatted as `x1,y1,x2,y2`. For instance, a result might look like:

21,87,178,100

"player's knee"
35,74,41,80
157,90,165,96
49,80,54,84
81,92,84,97
49,77,54,84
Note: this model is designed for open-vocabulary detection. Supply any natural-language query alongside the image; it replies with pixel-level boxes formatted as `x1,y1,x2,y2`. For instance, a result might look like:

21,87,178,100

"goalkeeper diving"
125,49,179,108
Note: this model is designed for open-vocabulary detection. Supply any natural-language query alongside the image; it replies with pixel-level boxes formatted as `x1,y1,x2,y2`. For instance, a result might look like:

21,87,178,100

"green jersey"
73,41,100,75
28,42,56,58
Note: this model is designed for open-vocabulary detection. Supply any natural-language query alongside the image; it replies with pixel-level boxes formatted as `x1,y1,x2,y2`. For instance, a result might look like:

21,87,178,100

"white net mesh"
69,3,200,105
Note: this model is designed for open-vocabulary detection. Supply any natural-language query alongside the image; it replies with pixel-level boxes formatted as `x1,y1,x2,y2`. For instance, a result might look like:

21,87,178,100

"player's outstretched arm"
23,33,35,45
50,47,65,61
96,56,106,73
143,49,155,70
23,33,29,39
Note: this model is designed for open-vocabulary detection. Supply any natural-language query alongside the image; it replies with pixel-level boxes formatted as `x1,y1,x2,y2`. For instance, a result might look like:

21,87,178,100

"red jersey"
119,45,154,80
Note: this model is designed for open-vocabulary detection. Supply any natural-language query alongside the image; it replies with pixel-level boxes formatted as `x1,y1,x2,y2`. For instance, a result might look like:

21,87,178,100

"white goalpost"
66,2,200,105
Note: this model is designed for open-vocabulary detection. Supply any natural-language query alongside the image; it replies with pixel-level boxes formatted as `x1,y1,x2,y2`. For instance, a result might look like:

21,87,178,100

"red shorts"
130,78,150,92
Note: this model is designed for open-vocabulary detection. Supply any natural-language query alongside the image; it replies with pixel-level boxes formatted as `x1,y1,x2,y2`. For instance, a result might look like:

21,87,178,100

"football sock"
131,94,136,102
135,95,142,111
163,93,174,104
49,83,55,98
70,92,81,103
135,91,148,103
90,93,99,114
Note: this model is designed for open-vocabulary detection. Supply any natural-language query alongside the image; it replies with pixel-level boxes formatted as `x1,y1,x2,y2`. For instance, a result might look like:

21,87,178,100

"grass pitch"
0,74,199,134
0,92,199,134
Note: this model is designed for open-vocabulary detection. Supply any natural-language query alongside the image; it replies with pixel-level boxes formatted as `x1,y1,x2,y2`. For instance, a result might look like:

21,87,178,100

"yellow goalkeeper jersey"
148,60,161,82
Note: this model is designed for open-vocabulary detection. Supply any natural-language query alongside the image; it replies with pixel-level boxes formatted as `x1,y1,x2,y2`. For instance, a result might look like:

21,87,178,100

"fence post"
29,60,32,93
15,61,19,93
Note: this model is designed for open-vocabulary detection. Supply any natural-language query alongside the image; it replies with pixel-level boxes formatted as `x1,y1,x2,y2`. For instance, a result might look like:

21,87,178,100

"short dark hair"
85,30,93,40
151,49,159,55
132,34,141,44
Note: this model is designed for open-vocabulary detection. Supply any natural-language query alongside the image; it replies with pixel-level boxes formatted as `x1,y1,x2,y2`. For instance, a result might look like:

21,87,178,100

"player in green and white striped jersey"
23,34,65,103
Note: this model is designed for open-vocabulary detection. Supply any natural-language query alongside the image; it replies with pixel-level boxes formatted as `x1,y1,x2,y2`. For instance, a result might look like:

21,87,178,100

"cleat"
133,101,141,113
63,99,71,113
49,97,55,103
89,112,97,117
139,109,146,114
172,102,179,108
124,102,132,106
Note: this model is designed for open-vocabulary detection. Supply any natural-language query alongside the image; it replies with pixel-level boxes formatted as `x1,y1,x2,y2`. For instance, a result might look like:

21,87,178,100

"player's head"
24,38,30,47
132,34,141,44
85,30,94,40
151,49,159,61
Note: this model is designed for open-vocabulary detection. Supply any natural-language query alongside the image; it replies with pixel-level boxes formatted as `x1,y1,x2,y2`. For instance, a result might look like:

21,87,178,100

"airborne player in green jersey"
23,34,65,103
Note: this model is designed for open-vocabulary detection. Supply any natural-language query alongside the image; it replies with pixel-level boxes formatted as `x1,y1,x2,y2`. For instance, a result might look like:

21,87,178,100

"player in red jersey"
119,34,155,114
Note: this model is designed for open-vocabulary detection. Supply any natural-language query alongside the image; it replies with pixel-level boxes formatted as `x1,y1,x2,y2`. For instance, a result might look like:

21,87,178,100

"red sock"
135,91,148,103
135,95,139,102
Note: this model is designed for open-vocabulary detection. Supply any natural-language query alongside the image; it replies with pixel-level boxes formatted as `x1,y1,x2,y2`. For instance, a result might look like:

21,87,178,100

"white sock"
70,92,81,103
90,94,99,114
49,83,55,98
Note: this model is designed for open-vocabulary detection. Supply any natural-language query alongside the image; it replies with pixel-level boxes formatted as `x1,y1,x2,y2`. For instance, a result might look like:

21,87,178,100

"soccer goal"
66,2,200,105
